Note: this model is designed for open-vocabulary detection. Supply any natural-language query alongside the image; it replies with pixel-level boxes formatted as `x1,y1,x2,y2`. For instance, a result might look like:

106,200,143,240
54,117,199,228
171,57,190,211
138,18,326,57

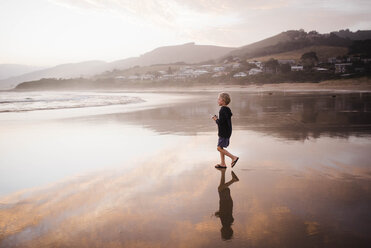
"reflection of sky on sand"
1,128,370,247
0,121,199,196
1,91,371,247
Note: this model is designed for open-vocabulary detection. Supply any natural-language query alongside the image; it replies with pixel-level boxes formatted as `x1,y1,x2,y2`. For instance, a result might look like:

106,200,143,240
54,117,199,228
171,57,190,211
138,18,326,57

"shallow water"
0,90,370,247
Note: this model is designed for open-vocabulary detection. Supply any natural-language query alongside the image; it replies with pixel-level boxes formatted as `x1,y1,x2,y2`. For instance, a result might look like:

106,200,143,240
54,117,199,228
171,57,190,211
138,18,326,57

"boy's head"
218,92,231,106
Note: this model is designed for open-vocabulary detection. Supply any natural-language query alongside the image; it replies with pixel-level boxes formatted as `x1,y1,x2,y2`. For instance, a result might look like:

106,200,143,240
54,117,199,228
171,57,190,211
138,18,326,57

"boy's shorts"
217,137,230,148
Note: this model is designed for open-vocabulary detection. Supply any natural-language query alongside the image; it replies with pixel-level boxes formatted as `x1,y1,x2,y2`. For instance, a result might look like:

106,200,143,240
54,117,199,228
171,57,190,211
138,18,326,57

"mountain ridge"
2,29,370,90
0,43,235,90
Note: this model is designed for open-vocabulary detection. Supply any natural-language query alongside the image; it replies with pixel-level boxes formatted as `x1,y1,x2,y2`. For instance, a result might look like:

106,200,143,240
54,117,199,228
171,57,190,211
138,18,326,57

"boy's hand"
212,115,218,121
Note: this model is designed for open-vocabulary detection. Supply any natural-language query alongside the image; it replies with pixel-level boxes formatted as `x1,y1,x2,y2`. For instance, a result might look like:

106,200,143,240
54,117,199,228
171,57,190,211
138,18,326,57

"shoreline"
4,77,371,93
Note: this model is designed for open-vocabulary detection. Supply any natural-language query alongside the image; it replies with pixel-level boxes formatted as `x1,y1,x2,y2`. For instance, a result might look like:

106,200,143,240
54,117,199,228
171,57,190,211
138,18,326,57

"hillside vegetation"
247,46,348,62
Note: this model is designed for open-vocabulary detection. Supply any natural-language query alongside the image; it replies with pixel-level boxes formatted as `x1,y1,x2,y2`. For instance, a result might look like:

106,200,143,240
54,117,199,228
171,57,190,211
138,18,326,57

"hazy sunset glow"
1,0,370,66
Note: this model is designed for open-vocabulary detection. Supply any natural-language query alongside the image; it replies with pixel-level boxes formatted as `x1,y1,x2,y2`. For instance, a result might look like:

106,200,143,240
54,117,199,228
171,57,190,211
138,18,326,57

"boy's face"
218,97,225,106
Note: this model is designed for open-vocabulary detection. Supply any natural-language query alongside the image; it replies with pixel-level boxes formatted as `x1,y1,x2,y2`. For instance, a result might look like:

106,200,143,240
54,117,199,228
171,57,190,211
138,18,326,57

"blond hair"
219,92,231,105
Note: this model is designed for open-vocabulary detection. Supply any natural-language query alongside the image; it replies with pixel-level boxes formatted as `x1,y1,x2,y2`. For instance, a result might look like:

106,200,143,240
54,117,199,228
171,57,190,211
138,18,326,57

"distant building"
232,63,241,69
212,71,229,77
314,67,329,72
141,74,154,80
291,65,304,71
328,57,337,64
248,61,263,68
213,66,225,72
193,70,209,76
335,63,352,74
248,68,263,75
233,72,247,77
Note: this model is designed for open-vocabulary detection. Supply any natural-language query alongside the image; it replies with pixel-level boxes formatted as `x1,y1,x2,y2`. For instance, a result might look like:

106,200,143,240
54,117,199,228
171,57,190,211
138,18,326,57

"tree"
280,63,291,73
301,51,318,70
264,59,279,73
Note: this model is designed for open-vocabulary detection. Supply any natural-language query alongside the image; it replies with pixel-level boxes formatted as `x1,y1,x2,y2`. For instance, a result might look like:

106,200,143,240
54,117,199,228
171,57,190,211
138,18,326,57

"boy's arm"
215,108,227,125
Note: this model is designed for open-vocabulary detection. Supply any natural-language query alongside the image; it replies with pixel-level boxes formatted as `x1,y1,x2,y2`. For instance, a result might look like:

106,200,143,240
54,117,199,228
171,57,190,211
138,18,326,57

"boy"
212,92,239,169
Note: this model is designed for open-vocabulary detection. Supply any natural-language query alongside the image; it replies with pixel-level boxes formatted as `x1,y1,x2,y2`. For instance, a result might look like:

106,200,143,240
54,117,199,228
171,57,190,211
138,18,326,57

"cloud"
47,0,371,48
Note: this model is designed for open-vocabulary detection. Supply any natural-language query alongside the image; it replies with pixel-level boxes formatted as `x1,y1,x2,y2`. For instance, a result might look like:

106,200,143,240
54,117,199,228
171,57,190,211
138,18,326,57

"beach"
1,89,371,247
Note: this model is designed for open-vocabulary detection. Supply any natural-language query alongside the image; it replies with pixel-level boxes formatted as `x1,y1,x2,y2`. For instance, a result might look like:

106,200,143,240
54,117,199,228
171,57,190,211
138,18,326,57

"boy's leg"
218,147,238,162
218,169,238,191
218,146,227,166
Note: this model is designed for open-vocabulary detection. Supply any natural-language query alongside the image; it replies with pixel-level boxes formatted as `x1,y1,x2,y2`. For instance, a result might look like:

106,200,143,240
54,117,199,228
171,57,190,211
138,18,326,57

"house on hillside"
233,72,247,77
248,61,263,68
335,63,352,74
193,70,209,76
314,67,329,72
213,66,225,72
232,63,241,69
141,74,155,80
115,76,126,80
291,65,304,71
328,57,337,64
248,68,263,75
212,71,229,78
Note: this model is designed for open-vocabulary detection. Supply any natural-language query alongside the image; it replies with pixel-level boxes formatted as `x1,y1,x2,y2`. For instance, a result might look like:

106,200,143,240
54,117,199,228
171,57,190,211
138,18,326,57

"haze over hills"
0,43,235,90
0,61,109,90
2,29,371,90
0,64,46,80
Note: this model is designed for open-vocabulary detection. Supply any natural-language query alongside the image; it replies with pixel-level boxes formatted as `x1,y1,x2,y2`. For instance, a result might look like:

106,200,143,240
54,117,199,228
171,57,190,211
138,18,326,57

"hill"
0,64,45,80
247,45,348,62
331,29,371,40
0,61,109,90
109,42,235,69
1,43,235,90
224,30,353,60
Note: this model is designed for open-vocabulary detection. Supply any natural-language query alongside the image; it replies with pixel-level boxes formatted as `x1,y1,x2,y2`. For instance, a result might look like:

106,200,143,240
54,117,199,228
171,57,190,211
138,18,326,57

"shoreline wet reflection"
91,91,371,140
1,130,370,247
1,91,371,247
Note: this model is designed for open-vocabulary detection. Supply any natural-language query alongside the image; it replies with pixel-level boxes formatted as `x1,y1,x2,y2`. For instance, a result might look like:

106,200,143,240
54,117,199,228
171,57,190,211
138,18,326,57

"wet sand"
1,90,371,247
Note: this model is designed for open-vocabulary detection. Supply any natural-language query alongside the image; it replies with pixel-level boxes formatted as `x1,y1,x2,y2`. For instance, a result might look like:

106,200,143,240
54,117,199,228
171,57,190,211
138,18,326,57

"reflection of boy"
215,170,239,240
212,92,239,168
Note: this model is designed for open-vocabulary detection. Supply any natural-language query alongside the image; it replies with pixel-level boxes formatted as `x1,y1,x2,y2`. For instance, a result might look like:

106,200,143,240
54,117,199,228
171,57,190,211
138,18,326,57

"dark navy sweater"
216,106,233,138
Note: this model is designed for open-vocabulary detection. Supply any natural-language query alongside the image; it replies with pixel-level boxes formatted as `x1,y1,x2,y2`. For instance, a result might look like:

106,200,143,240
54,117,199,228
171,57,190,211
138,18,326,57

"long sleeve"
215,106,232,138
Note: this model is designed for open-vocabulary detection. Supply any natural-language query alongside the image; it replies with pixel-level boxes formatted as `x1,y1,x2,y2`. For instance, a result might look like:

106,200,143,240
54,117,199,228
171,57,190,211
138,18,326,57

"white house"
213,66,225,72
193,70,209,76
248,68,263,75
141,74,155,80
212,71,228,78
232,63,241,69
233,72,247,77
335,63,352,74
291,65,304,71
314,67,328,72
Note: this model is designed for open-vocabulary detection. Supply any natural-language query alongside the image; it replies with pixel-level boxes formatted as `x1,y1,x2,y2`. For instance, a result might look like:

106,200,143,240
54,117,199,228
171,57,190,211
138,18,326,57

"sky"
0,0,370,67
